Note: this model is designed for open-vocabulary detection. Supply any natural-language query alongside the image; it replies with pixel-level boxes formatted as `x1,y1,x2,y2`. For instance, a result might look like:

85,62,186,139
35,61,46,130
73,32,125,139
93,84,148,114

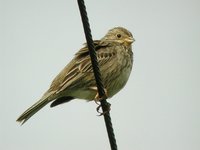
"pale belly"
62,66,132,101
107,67,132,98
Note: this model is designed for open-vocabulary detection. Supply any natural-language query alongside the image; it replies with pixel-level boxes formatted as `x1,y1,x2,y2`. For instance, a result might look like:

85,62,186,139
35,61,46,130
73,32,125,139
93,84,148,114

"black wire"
77,0,118,150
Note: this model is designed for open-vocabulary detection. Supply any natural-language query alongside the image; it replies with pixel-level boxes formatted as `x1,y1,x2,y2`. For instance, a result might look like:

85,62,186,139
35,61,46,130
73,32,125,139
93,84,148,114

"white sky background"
1,0,200,150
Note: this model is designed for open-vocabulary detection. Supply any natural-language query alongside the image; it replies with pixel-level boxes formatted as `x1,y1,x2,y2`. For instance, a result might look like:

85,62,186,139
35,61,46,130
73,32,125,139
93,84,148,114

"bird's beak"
124,37,135,45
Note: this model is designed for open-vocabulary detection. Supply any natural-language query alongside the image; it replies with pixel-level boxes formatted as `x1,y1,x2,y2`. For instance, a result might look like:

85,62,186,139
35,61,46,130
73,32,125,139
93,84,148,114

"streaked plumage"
17,27,135,124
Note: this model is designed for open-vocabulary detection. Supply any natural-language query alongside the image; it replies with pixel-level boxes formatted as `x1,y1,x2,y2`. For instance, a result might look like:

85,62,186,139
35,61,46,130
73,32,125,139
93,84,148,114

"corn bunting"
17,27,135,124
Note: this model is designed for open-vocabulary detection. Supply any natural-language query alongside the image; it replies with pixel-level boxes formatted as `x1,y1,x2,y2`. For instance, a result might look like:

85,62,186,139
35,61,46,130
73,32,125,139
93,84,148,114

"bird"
16,27,135,124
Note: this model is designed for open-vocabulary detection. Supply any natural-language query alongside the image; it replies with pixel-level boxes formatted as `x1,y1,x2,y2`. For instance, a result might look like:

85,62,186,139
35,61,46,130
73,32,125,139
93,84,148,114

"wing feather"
51,40,116,94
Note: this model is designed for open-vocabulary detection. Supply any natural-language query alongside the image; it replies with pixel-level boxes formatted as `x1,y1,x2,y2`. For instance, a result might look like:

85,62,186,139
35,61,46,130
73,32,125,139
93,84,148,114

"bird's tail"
16,97,50,125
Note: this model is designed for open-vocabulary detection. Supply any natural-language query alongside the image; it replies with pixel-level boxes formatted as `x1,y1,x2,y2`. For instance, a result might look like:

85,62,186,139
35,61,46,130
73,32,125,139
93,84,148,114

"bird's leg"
90,87,110,115
94,88,108,103
89,86,108,102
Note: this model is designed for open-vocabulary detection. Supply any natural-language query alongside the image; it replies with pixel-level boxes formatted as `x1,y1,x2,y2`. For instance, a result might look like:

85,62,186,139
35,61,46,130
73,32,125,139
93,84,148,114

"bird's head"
101,27,135,46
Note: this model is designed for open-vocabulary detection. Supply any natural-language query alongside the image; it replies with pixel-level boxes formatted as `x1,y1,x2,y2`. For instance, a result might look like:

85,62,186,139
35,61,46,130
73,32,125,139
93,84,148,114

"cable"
77,0,118,150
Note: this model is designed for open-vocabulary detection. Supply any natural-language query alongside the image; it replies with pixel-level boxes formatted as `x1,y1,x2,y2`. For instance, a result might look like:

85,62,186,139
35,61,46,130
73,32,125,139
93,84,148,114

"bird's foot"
90,87,109,115
96,102,111,116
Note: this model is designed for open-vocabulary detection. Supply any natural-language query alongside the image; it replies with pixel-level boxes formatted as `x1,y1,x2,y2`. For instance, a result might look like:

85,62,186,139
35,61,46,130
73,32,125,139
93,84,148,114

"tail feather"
16,98,49,125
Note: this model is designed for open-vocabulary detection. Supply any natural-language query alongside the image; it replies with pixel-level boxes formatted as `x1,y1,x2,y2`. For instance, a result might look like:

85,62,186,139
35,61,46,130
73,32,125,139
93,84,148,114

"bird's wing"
53,40,116,94
74,40,116,72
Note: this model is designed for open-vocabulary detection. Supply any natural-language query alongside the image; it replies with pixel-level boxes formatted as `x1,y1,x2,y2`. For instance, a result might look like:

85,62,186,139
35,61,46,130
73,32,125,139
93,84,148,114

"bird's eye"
116,34,122,38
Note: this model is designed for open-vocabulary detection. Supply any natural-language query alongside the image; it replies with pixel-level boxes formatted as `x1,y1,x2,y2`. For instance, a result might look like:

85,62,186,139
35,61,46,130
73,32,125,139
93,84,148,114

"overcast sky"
1,0,200,150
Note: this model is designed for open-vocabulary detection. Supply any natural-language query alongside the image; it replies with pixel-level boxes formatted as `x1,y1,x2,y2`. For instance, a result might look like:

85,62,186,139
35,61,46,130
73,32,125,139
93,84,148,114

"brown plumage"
16,27,135,124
